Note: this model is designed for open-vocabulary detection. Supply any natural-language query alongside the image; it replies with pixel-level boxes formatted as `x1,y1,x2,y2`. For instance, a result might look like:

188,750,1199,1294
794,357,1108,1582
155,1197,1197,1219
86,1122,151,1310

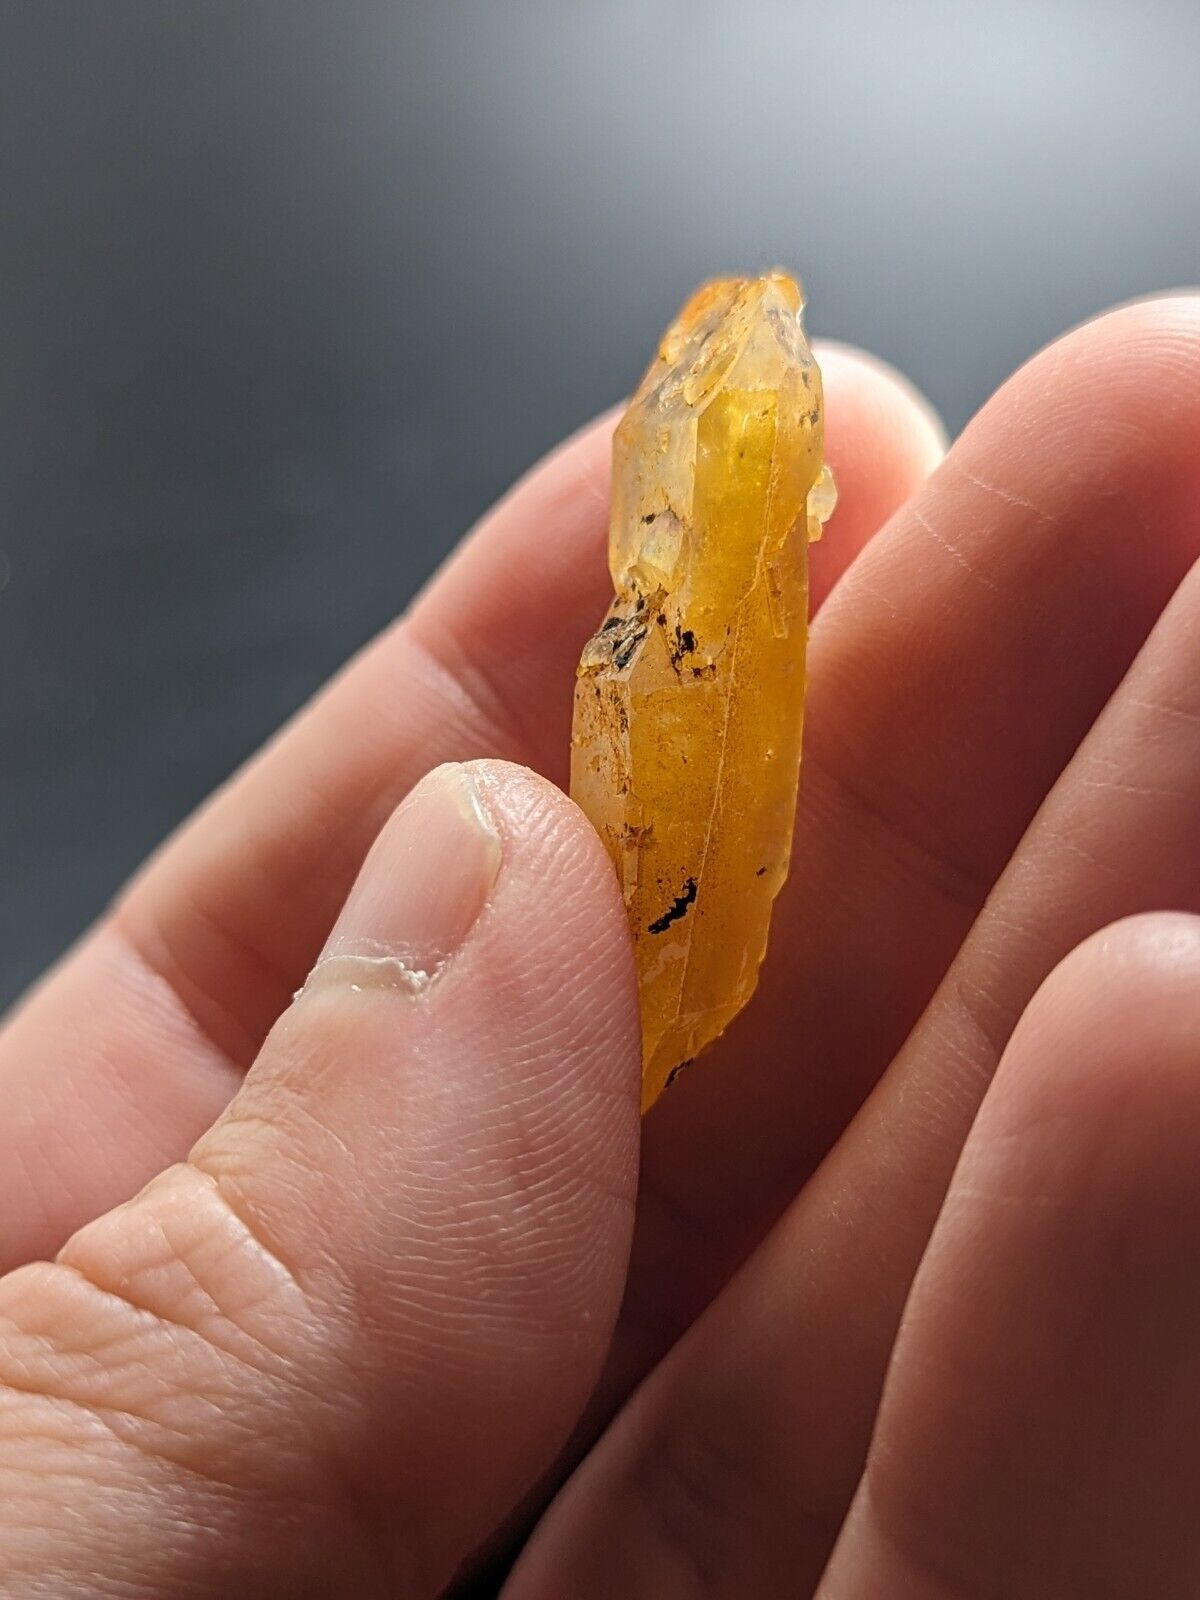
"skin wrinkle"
907,502,1004,597
1077,770,1185,803
1124,691,1200,729
112,885,296,1072
0,1365,267,1483
216,1099,360,1191
0,1333,252,1499
946,458,1050,523
943,960,1020,1079
29,1246,310,1435
104,915,265,1075
41,1256,285,1391
1036,827,1134,892
169,1166,307,1296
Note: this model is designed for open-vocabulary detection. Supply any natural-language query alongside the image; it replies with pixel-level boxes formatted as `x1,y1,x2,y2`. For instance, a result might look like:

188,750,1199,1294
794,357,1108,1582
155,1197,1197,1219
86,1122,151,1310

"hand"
1,296,1198,1597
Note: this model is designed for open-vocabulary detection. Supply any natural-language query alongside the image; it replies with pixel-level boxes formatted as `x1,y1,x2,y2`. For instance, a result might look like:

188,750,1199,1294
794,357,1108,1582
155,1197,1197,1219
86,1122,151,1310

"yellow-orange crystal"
570,273,834,1110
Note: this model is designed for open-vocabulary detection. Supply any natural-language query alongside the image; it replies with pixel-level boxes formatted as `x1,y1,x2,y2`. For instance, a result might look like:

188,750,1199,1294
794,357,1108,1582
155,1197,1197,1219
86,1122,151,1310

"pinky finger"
818,913,1200,1600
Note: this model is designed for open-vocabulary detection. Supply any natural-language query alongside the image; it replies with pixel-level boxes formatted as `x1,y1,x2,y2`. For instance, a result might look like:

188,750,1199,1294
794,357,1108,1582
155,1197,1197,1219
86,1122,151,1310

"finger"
0,343,931,1272
625,294,1200,1380
0,761,640,1598
817,914,1200,1600
505,538,1200,1598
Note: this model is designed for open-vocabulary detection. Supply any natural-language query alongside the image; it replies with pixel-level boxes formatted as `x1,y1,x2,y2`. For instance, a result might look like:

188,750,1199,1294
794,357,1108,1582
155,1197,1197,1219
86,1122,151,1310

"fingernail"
308,763,501,995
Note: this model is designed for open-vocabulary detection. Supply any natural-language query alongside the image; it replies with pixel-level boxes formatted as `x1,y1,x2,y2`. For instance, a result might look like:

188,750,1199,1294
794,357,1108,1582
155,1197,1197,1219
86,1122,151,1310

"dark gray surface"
2,0,1198,1003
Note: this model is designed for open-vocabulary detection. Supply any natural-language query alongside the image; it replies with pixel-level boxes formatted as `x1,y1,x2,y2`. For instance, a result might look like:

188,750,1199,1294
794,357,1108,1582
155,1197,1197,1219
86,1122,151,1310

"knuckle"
0,1166,420,1590
0,1162,324,1490
60,1161,317,1380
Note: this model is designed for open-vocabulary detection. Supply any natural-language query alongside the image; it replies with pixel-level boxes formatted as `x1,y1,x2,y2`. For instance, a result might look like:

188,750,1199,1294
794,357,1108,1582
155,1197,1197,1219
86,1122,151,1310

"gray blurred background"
2,0,1198,1004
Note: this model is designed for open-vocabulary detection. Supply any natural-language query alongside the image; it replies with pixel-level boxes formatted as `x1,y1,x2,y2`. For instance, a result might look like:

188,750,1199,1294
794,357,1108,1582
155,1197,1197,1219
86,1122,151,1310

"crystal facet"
570,273,834,1110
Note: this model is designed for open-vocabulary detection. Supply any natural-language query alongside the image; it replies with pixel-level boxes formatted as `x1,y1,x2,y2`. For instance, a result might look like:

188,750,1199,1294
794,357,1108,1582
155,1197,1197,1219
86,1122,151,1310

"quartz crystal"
570,273,835,1110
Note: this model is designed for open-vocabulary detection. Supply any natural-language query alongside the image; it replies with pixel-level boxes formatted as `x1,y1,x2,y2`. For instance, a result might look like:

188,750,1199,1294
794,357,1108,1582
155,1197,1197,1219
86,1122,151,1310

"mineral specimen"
570,273,835,1110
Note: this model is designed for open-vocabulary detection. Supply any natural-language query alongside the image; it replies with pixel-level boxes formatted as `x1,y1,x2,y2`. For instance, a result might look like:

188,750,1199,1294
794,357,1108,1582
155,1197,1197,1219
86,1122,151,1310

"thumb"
0,762,640,1599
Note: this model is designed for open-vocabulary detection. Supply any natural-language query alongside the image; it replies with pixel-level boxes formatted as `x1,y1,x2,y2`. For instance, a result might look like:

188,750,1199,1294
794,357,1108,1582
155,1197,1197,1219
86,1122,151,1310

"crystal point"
571,273,834,1110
